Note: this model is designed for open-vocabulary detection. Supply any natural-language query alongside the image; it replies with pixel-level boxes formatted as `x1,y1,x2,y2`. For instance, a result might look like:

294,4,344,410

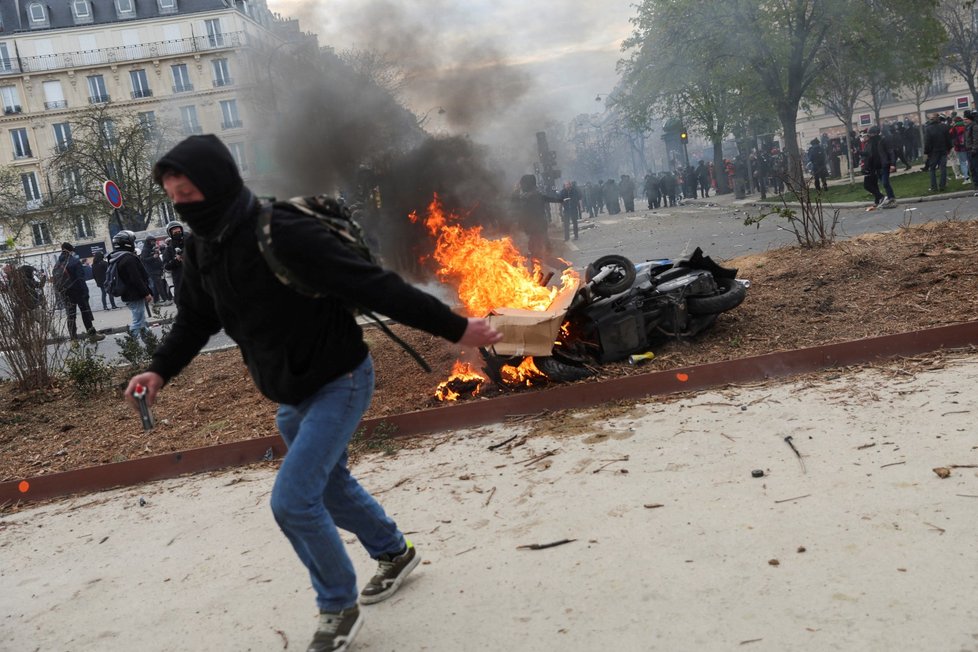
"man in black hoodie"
107,230,154,338
124,135,501,652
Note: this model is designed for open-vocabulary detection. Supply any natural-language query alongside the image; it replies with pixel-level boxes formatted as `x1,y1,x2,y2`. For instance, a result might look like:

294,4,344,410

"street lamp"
679,129,690,168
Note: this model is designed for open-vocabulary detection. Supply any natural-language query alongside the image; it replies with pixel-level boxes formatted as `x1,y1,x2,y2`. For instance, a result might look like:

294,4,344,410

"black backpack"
105,251,133,298
255,195,431,372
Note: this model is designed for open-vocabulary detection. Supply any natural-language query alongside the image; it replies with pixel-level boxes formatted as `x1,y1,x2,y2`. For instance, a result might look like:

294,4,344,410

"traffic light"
680,131,688,142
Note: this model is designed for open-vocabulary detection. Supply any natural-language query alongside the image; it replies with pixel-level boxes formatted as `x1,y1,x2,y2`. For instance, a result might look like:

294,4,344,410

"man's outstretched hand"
458,318,503,347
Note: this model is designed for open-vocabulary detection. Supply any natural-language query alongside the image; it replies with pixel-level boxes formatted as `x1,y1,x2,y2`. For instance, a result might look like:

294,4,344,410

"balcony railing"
88,94,110,104
19,32,244,74
221,119,243,129
3,105,22,115
131,89,154,99
44,100,68,109
0,60,20,75
183,125,203,135
172,83,194,93
213,77,234,87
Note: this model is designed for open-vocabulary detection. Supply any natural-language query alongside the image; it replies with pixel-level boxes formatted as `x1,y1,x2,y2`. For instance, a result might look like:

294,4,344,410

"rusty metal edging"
4,321,977,505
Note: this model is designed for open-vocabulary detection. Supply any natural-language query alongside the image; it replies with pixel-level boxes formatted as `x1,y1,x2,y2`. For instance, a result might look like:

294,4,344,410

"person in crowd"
807,138,830,192
659,170,677,207
950,112,970,183
644,172,660,209
964,110,978,196
860,127,894,207
558,181,583,241
123,134,502,652
141,237,172,304
53,242,105,343
619,174,636,212
924,113,952,191
108,231,154,340
603,178,621,214
513,173,563,263
695,160,711,198
162,221,185,303
583,181,598,219
91,251,117,311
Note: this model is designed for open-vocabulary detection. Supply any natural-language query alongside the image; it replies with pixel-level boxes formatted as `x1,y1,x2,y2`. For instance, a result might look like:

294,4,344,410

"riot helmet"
112,230,137,251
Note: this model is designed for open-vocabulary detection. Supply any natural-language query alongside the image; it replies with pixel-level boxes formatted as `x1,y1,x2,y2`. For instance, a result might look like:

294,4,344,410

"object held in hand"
133,383,155,431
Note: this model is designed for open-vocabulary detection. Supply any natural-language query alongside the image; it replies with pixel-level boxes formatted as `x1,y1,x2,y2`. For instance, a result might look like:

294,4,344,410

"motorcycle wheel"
585,254,637,298
686,280,747,315
535,356,596,382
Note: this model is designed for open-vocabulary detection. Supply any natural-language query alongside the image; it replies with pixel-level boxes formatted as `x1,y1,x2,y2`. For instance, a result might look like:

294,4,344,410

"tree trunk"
778,106,804,188
712,138,727,194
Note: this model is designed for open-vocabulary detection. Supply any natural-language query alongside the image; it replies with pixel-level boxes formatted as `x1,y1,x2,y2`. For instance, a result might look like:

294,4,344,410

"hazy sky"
265,0,636,126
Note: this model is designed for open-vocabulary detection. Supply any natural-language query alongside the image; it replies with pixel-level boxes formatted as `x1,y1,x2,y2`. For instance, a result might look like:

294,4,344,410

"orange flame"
435,361,487,402
411,194,578,316
499,356,547,387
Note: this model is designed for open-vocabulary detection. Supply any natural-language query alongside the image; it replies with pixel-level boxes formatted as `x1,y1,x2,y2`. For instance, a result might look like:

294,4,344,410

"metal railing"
88,94,110,104
221,119,243,129
0,60,20,75
172,84,194,93
213,77,234,87
44,100,68,110
19,32,243,74
131,89,154,99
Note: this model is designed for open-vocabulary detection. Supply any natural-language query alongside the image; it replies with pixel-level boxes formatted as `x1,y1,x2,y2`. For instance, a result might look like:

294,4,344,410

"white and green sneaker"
307,604,362,652
360,540,421,605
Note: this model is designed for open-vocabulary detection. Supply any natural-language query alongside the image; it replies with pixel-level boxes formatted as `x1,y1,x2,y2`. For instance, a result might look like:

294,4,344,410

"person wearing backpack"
91,251,117,311
106,231,153,339
123,135,502,652
53,242,105,343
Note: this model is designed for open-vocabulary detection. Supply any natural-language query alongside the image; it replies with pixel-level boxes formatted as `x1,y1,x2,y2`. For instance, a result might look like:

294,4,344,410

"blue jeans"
270,355,405,612
929,153,948,189
100,285,117,309
958,151,970,179
878,167,894,199
126,299,148,334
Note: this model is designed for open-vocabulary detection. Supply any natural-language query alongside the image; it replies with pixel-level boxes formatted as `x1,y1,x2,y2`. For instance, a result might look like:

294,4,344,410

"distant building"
0,0,306,256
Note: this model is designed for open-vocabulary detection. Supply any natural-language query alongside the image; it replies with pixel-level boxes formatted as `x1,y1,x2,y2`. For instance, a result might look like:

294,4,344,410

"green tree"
625,0,942,186
812,47,867,182
938,3,978,106
47,105,174,233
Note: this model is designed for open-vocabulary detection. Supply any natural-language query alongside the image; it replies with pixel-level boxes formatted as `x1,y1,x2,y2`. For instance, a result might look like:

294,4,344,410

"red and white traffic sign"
103,180,123,209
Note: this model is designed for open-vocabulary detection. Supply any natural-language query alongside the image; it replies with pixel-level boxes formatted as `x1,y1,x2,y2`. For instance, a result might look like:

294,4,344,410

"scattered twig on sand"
739,639,763,646
455,546,477,556
373,477,411,495
856,443,877,450
949,464,978,469
592,456,630,474
273,628,288,649
784,436,806,473
881,461,906,469
484,486,496,507
774,494,811,504
644,503,664,509
923,522,946,535
747,394,772,406
941,410,970,417
505,411,549,423
517,538,576,551
518,450,558,467
956,494,978,498
488,435,518,451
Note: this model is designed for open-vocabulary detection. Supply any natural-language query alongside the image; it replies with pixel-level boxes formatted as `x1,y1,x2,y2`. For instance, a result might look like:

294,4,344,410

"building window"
220,99,242,129
75,215,95,239
22,173,42,207
212,58,232,87
205,19,225,48
115,0,135,17
53,122,73,152
100,119,118,145
158,0,178,14
11,128,32,159
138,111,158,137
1,86,21,114
157,201,175,227
42,80,67,110
171,64,193,93
0,43,13,73
32,221,52,246
71,0,93,24
63,168,84,196
87,75,110,104
130,69,153,99
179,105,201,134
228,142,247,171
28,3,50,28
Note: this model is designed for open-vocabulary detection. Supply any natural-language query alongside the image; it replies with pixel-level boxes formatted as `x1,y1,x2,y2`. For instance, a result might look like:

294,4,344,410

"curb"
4,320,977,505
749,189,977,210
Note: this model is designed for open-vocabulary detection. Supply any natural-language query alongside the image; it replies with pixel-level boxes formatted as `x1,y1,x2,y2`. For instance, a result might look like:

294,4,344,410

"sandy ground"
2,356,978,652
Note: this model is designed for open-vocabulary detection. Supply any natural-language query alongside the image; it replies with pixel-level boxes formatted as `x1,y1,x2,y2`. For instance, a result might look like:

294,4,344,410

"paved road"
556,191,978,267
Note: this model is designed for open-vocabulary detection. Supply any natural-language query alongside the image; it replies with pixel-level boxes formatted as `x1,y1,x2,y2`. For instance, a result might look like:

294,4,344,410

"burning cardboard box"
485,280,579,357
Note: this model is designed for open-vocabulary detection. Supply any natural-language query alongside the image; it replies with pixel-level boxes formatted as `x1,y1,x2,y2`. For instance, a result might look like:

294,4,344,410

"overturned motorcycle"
481,248,748,384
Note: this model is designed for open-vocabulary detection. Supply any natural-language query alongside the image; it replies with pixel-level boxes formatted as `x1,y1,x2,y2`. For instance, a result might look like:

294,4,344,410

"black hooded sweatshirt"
148,135,467,404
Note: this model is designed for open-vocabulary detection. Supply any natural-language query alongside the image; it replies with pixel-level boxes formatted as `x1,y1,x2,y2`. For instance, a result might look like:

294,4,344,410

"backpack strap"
255,202,432,373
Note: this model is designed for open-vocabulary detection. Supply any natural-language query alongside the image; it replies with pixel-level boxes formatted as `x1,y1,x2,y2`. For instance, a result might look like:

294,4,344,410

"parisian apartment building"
0,0,300,259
